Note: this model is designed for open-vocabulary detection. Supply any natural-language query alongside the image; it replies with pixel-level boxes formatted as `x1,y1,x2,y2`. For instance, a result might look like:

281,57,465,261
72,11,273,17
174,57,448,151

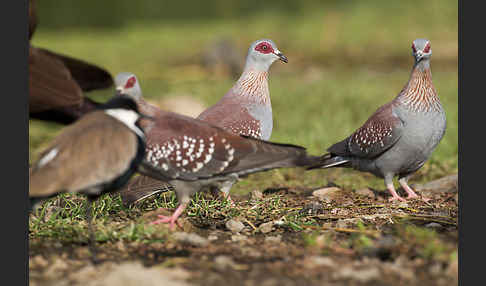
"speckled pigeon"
114,73,319,228
197,39,287,201
308,39,446,202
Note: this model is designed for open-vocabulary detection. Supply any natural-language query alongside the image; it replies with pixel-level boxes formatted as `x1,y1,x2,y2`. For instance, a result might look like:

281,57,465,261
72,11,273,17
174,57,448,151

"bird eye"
262,45,268,50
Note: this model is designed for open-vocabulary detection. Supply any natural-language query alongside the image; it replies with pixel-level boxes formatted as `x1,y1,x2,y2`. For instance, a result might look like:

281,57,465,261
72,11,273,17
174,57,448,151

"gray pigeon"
308,39,446,202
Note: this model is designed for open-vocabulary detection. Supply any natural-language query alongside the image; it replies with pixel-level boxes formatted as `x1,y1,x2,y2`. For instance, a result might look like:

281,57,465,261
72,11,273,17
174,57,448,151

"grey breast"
247,103,273,140
387,104,446,174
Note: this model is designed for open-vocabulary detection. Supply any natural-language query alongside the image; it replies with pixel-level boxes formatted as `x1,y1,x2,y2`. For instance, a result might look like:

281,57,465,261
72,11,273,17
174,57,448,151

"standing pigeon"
29,0,113,124
112,74,319,229
196,39,287,201
308,39,446,202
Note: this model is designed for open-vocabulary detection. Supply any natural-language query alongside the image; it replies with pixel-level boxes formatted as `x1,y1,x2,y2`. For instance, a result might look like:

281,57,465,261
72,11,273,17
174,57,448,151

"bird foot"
150,215,182,230
223,195,236,206
405,193,419,199
388,195,406,202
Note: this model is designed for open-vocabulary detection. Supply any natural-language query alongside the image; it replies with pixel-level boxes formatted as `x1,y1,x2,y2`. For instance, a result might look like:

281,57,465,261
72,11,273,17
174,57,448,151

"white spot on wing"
38,148,58,167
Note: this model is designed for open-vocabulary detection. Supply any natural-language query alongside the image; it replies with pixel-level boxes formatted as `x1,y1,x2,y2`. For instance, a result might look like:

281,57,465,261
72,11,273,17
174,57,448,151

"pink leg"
150,203,187,230
386,182,406,202
223,193,236,206
398,178,419,199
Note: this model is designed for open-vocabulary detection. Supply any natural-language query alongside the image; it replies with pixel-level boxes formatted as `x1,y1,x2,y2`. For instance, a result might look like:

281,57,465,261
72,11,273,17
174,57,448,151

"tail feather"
221,137,322,178
306,153,350,170
117,175,173,206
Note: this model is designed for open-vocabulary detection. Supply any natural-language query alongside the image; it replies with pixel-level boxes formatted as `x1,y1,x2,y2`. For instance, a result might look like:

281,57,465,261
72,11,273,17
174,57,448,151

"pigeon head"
411,39,432,62
115,72,142,100
245,39,287,71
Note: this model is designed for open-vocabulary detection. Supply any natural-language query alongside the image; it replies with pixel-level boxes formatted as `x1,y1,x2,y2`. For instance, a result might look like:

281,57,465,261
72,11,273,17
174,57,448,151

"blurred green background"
30,0,457,191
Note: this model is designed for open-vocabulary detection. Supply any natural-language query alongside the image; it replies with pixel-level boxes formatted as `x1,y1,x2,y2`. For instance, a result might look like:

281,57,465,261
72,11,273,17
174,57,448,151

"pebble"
309,256,335,268
333,266,381,283
425,222,442,229
214,255,236,271
258,222,274,234
226,219,245,233
312,187,341,202
355,188,376,199
231,234,247,242
85,262,192,286
264,235,281,243
172,232,209,247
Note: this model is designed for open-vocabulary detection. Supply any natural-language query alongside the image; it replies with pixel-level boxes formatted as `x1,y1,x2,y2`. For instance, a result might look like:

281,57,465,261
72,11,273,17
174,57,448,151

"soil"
29,174,458,286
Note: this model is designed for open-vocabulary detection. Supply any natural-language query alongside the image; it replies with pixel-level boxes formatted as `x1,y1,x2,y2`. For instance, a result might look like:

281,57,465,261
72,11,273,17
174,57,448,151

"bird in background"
116,39,288,205
28,0,113,124
308,39,446,202
29,96,153,261
112,73,319,229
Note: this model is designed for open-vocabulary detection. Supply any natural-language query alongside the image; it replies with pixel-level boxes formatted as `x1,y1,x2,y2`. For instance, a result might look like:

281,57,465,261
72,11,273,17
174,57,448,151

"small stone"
172,232,209,247
231,234,247,242
309,256,335,268
226,219,245,233
250,190,263,200
413,174,458,193
30,255,48,268
264,235,281,243
312,187,341,202
429,263,443,276
355,188,375,199
208,235,218,241
333,266,380,283
258,222,274,234
425,222,442,229
214,255,236,271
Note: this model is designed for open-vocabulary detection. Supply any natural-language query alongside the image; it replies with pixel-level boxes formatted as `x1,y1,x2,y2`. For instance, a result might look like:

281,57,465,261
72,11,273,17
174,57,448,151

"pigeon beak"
274,50,288,63
415,51,424,61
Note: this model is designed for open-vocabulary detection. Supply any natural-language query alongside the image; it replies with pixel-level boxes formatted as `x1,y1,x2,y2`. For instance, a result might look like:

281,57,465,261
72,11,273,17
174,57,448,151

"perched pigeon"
308,39,446,202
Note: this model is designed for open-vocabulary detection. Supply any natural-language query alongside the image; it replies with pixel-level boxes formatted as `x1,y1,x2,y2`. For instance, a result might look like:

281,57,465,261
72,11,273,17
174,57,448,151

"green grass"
29,2,457,241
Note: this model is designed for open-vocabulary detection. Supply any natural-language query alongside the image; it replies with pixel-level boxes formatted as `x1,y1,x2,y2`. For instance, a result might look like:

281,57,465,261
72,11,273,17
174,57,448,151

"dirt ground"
29,174,458,286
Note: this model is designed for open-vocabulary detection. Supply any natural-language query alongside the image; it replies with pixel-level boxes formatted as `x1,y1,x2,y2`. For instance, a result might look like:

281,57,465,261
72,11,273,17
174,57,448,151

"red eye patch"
124,76,137,89
423,43,431,53
254,42,274,54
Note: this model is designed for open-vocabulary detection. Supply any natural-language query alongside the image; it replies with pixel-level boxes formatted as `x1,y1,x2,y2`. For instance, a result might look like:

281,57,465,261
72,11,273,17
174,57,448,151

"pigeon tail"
306,153,350,170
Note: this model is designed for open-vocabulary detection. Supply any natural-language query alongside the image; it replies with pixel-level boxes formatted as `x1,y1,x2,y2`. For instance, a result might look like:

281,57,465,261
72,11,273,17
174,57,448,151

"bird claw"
388,195,406,202
150,215,182,230
406,193,419,199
